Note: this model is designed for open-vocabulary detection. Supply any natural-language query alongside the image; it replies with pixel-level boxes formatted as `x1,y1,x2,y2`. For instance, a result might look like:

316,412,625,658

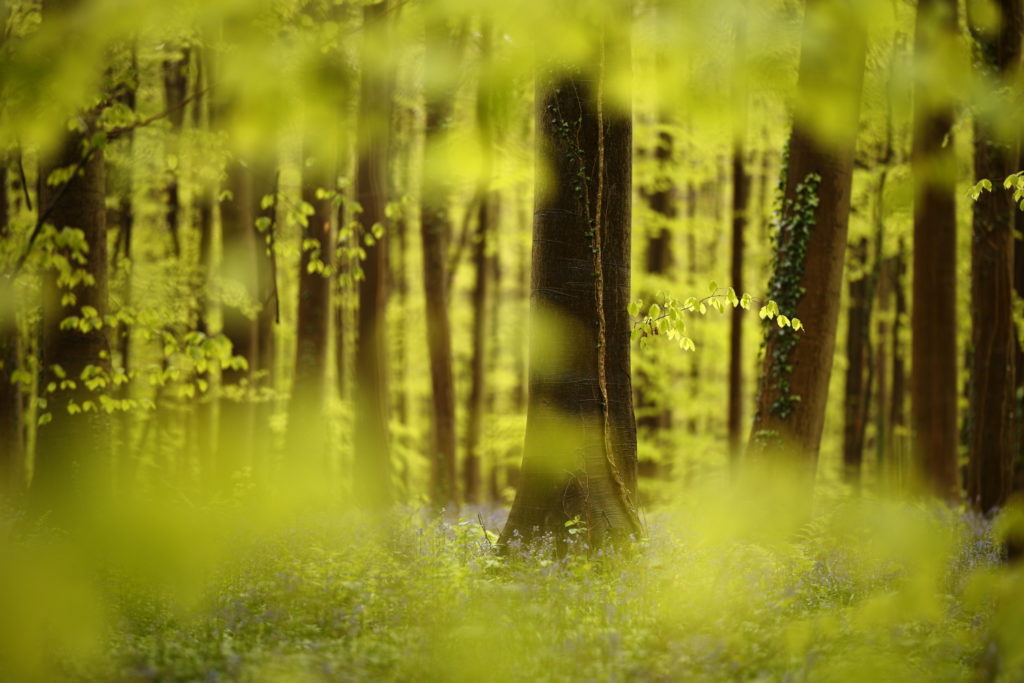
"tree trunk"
464,28,498,506
729,135,748,465
0,159,24,497
192,48,216,486
33,132,110,515
911,0,960,501
967,0,1021,514
500,22,641,546
749,0,866,467
286,148,334,467
842,237,871,485
352,0,394,508
891,238,910,486
1016,144,1024,496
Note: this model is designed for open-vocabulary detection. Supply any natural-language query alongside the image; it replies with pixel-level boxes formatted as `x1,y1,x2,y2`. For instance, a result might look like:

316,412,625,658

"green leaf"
628,300,642,317
648,303,661,319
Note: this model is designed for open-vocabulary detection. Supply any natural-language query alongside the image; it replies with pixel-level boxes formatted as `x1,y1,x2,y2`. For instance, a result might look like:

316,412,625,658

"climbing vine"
756,164,822,422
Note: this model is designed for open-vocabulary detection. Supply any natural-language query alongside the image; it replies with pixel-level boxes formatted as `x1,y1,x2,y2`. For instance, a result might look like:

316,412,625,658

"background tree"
748,0,867,466
352,0,395,508
911,0,960,501
966,0,1021,514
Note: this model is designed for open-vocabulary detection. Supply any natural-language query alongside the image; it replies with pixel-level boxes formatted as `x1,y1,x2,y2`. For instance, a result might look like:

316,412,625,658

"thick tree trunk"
352,0,394,508
33,132,110,515
967,0,1020,514
500,27,641,546
286,149,334,466
911,0,960,501
749,0,866,466
1016,145,1024,495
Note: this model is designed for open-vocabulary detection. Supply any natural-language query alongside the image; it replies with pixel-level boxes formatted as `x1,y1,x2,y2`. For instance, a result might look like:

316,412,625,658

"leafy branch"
629,282,802,352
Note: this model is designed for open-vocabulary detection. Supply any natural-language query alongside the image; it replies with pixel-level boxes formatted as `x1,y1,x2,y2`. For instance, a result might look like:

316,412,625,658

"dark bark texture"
500,51,641,546
749,0,866,466
967,0,1021,513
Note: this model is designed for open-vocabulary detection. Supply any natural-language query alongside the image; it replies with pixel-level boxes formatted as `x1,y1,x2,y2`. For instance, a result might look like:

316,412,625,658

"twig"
476,513,492,548
9,146,97,276
6,85,212,278
16,149,32,212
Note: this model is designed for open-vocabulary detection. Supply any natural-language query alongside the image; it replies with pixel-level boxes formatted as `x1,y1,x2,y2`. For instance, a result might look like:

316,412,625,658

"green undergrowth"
3,483,1024,682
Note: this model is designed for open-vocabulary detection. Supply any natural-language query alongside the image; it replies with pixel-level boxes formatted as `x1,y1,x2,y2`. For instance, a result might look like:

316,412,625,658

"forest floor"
3,480,1023,682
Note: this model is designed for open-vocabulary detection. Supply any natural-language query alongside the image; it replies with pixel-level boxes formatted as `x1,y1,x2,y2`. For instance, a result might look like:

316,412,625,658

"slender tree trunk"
967,0,1021,514
875,254,895,473
842,237,871,485
911,0,960,501
192,49,216,487
486,207,503,503
465,28,498,506
891,238,910,486
253,165,278,479
749,0,867,467
353,0,394,507
500,15,641,546
33,132,110,515
420,22,459,508
729,98,749,464
0,159,24,498
286,148,334,466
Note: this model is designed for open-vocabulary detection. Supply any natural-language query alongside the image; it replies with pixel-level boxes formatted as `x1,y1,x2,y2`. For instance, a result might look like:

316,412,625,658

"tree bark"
352,0,394,508
748,0,866,466
500,20,641,546
911,0,960,501
967,0,1021,513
